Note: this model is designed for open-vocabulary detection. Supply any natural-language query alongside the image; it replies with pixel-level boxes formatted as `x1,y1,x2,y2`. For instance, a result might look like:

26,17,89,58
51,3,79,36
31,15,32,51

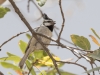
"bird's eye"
47,21,51,22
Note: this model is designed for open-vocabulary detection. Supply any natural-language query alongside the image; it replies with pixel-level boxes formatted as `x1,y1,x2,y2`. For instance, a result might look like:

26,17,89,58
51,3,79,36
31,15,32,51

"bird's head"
43,13,56,26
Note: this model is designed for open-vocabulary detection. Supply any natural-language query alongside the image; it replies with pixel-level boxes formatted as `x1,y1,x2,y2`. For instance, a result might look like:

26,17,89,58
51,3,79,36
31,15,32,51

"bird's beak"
53,21,56,25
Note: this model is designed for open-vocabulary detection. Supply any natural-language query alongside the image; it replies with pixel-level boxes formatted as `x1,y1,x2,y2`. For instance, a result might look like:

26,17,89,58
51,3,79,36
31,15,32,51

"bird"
19,13,55,69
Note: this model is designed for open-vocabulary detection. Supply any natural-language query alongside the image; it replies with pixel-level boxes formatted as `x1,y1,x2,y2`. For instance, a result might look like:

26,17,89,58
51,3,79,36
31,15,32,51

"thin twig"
70,50,80,58
44,44,59,46
9,0,61,75
0,27,41,50
34,65,44,75
94,62,100,74
36,33,93,54
60,37,76,46
90,63,95,75
57,0,65,42
28,60,38,75
0,31,29,49
27,0,43,22
75,57,81,63
54,28,76,47
30,0,43,16
0,29,92,54
56,60,90,75
27,0,30,12
0,71,4,75
0,29,90,54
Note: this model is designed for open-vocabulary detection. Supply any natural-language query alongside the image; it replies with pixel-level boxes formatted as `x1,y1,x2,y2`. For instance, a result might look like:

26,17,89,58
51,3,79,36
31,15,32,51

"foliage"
36,0,47,7
1,0,100,74
91,28,100,39
88,48,100,60
70,28,100,74
85,67,100,74
71,34,91,50
0,6,10,18
0,33,75,75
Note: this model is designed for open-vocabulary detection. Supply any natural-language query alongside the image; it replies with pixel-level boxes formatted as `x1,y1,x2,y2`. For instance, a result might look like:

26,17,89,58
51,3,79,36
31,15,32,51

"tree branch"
0,71,4,75
57,0,65,42
0,31,29,49
56,60,90,75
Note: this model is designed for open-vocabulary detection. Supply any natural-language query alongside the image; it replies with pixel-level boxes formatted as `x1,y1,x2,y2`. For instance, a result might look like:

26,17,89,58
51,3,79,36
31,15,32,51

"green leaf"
0,6,10,18
60,71,76,75
0,57,7,61
6,56,21,63
47,70,56,75
39,70,46,75
0,62,21,71
26,60,36,75
34,50,44,59
7,52,16,56
59,70,76,75
36,0,47,7
43,50,48,56
28,55,35,61
57,63,64,68
91,28,100,39
0,55,20,63
88,48,100,60
71,35,91,50
6,52,21,63
19,40,27,53
85,67,100,74
26,33,31,39
39,70,55,75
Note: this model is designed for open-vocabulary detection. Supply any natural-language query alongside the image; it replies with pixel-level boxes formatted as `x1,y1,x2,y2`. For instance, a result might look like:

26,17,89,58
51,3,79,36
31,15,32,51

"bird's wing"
25,37,32,53
25,26,41,53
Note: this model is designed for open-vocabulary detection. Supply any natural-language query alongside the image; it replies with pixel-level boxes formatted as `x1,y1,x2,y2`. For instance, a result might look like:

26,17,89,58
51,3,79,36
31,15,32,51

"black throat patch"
46,25,54,32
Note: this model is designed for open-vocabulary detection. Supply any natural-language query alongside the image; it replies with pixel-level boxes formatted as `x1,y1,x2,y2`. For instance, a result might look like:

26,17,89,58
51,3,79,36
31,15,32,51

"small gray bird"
19,14,55,69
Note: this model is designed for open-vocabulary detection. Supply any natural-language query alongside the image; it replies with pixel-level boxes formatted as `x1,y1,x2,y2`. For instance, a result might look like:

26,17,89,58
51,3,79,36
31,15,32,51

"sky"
0,0,100,75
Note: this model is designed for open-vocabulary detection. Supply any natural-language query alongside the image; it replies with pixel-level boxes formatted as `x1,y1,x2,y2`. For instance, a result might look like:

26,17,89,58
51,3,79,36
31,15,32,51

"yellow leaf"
89,35,100,46
38,56,60,66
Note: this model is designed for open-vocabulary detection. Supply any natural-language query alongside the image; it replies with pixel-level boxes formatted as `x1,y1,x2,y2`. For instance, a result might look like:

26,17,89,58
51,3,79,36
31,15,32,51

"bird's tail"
19,47,34,69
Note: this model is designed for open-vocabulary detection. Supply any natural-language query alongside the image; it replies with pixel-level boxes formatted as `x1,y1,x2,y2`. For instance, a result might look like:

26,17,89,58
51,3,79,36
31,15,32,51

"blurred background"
0,0,100,75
